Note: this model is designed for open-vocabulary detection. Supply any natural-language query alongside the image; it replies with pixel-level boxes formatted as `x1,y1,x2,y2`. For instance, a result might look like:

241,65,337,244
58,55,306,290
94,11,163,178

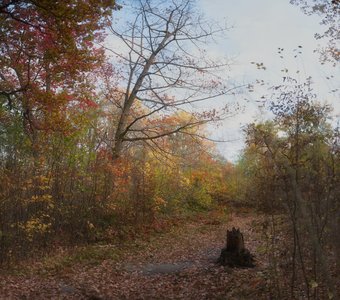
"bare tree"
103,0,240,159
290,0,340,65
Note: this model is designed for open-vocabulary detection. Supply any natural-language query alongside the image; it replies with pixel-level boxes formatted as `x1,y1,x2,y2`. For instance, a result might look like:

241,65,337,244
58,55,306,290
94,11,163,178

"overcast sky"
197,0,340,161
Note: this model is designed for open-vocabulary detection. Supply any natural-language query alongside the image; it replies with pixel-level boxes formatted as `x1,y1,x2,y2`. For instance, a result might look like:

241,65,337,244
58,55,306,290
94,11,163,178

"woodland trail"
0,212,271,299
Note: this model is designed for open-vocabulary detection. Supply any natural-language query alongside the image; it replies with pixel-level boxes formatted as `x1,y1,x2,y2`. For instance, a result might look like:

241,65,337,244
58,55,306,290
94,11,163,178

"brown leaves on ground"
0,211,271,299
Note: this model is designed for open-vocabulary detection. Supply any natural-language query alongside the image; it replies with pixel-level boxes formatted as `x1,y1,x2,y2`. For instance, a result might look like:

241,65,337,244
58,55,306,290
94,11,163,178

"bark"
218,227,255,268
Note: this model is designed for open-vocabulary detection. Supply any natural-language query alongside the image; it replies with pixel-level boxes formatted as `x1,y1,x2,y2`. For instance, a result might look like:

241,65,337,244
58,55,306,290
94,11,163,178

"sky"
197,0,340,161
109,0,340,161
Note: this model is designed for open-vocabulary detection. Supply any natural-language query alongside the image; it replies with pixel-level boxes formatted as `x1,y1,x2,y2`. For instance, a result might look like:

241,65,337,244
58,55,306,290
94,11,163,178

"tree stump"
218,227,255,267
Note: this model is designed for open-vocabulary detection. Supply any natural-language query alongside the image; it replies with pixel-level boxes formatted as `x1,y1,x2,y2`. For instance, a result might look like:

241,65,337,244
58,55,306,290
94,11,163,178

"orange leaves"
151,196,167,213
105,158,133,196
107,158,132,178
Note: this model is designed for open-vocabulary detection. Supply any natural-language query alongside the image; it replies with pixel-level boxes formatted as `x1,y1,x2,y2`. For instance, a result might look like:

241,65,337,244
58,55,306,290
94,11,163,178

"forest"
0,0,339,299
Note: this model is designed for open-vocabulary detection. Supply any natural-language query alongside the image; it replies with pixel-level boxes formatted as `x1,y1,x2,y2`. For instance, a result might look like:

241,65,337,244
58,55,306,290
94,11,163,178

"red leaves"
77,98,99,110
0,0,116,135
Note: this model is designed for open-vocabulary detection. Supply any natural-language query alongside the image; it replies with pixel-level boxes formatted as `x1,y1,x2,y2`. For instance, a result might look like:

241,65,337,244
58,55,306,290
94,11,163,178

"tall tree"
104,0,239,159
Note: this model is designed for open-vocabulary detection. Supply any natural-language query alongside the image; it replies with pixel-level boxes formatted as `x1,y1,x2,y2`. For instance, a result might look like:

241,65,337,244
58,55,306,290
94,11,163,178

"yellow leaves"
87,221,95,230
310,280,318,289
30,194,52,202
22,174,51,193
39,175,50,184
181,177,190,187
20,173,55,207
106,202,117,212
30,195,39,202
152,196,167,212
19,217,52,241
25,194,54,208
143,162,152,176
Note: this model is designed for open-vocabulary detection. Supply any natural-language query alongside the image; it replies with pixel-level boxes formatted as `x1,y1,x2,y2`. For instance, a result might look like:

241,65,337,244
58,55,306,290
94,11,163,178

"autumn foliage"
0,0,236,265
0,107,230,263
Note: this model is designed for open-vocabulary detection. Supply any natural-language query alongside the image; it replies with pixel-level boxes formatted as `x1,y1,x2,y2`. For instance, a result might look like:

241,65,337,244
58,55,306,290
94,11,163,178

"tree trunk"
218,227,255,267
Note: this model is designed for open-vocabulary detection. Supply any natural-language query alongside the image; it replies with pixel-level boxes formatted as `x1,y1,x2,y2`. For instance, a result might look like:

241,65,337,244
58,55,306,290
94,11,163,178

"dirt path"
0,212,270,299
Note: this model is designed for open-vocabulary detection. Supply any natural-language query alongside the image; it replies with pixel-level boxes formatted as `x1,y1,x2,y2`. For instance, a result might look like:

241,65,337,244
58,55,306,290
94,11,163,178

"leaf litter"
0,211,272,299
